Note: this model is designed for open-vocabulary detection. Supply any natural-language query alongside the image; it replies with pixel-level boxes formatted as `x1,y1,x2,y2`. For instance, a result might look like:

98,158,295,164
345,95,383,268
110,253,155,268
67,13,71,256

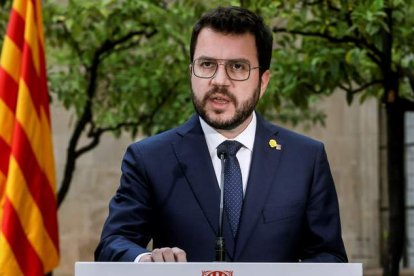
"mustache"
205,86,237,104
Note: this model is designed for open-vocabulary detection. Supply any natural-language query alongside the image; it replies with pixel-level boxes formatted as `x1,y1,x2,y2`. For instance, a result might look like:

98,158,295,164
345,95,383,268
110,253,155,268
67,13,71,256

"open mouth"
211,95,230,104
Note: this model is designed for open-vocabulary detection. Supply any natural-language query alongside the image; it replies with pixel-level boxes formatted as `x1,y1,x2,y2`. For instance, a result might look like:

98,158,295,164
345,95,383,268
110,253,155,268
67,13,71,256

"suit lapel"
234,115,284,260
173,116,236,259
172,116,221,237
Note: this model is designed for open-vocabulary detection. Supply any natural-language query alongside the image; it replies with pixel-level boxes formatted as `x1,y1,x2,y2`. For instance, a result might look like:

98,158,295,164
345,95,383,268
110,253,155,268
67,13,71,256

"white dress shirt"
199,112,257,195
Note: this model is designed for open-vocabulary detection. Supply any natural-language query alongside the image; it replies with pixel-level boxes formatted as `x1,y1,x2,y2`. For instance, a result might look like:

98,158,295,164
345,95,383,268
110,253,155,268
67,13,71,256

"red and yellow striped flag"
0,0,59,275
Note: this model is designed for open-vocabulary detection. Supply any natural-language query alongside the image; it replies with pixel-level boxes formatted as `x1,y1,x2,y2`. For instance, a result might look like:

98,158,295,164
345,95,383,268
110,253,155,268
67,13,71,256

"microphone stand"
215,152,226,262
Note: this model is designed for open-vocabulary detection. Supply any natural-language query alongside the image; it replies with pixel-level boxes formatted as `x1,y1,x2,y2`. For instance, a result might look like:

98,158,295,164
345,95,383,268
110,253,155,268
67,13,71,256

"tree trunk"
381,4,406,274
383,96,406,276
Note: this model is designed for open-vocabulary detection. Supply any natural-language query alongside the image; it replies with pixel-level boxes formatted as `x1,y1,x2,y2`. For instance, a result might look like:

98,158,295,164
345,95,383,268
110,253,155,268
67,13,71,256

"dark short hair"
190,6,273,75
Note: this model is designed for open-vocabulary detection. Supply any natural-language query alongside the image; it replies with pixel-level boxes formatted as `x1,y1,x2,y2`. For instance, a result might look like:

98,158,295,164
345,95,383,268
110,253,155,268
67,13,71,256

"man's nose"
211,64,231,85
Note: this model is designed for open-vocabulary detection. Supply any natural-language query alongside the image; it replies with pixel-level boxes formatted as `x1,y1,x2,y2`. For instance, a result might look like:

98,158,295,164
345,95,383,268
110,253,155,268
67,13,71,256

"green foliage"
0,1,11,46
6,0,414,136
43,0,246,136
41,0,333,139
268,0,414,110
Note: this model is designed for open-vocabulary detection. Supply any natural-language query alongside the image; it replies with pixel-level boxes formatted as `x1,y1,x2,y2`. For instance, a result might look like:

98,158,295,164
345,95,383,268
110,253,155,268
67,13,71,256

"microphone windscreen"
216,144,227,159
217,147,227,159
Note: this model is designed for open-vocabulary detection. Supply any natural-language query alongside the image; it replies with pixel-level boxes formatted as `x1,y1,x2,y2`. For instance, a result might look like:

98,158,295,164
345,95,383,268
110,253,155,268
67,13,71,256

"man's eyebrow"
196,56,250,63
196,56,215,60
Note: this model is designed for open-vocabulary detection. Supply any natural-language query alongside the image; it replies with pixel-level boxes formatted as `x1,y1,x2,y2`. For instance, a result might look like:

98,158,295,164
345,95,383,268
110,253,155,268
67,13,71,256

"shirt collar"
199,112,257,157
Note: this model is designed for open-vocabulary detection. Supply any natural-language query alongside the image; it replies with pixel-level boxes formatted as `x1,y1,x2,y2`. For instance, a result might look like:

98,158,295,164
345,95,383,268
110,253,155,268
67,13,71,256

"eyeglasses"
191,58,260,81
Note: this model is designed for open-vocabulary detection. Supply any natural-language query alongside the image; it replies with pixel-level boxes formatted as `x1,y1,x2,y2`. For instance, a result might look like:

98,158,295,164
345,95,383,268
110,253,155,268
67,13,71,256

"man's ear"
259,70,271,98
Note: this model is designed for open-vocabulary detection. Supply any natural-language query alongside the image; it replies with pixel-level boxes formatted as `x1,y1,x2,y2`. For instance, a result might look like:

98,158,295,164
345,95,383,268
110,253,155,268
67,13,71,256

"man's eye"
200,61,215,68
230,62,248,71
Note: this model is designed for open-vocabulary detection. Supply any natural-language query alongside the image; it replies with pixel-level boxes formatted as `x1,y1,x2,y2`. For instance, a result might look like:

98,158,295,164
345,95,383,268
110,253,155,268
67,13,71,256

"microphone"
215,146,227,262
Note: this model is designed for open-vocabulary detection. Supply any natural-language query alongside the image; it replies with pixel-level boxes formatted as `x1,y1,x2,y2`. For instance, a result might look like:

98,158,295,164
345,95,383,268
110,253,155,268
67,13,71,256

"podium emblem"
202,271,233,276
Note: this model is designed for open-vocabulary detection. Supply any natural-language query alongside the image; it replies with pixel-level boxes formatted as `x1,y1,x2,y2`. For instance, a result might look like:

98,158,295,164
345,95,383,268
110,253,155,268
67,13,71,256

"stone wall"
52,92,380,275
52,105,136,275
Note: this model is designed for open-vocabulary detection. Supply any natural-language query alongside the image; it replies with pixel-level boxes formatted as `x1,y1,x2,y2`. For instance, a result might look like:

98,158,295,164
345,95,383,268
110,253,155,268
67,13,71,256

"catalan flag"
0,0,59,275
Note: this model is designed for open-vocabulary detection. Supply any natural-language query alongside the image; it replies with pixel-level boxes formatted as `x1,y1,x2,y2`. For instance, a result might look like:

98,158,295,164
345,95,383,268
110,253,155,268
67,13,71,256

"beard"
191,84,261,131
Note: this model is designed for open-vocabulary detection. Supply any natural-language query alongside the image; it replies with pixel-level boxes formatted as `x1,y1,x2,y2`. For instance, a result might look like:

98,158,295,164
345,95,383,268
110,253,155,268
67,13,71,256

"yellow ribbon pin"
269,139,282,150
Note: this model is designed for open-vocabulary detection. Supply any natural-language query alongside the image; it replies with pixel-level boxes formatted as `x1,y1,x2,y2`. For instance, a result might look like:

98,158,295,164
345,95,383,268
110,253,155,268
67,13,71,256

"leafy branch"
273,27,383,66
57,27,158,206
339,79,383,94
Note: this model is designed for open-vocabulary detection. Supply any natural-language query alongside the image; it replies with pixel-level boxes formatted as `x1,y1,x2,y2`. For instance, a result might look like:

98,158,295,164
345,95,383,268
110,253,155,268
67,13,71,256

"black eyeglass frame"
191,58,260,81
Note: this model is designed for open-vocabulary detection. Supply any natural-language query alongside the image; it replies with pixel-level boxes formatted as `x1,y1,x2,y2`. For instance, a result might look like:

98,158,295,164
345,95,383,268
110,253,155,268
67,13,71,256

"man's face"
190,28,270,133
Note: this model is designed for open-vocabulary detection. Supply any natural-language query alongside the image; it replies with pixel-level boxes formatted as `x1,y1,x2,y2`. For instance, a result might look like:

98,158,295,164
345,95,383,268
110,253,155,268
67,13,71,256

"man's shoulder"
128,115,199,151
259,115,324,149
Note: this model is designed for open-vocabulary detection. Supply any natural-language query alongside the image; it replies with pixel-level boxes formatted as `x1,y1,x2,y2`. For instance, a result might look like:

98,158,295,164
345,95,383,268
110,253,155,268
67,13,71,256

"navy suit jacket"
95,113,347,262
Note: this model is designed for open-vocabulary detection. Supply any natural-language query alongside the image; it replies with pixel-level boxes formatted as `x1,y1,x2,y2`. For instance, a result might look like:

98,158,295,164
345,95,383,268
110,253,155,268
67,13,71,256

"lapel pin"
269,139,282,150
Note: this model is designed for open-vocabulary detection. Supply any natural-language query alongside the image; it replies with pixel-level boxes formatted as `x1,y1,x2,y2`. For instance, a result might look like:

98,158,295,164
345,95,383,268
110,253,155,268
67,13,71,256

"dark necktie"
217,140,243,238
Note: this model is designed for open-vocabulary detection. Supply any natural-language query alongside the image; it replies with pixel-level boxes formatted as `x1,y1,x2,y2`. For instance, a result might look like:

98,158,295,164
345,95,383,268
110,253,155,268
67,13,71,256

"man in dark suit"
95,6,347,263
